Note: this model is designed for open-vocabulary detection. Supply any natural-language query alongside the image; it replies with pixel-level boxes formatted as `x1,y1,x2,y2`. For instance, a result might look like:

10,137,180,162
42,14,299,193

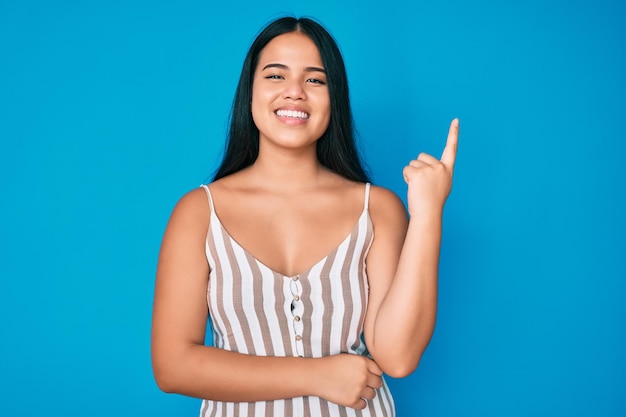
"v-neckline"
210,209,368,278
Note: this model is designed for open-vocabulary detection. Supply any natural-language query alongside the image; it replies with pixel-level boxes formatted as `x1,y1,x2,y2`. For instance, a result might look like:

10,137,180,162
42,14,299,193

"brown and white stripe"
199,183,395,417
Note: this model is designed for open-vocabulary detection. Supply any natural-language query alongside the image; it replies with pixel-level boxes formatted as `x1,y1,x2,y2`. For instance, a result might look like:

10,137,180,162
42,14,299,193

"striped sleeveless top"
199,183,395,417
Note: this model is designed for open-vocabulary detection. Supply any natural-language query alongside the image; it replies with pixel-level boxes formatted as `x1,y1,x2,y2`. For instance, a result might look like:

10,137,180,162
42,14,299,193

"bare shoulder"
368,185,408,230
156,186,212,288
165,186,212,236
178,186,211,210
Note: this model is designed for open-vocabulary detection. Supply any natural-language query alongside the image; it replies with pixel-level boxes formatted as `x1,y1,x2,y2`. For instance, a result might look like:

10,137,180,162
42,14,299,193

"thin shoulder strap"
200,184,214,212
364,182,371,210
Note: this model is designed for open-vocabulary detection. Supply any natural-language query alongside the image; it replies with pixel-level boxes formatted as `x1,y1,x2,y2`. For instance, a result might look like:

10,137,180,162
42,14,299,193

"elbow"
151,342,207,395
153,366,178,393
151,342,192,394
383,356,421,379
152,352,187,394
373,330,434,378
373,346,423,378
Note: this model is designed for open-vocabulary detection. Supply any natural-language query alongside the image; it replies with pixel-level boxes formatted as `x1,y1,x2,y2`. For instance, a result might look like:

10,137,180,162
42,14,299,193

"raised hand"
313,354,383,409
402,118,458,216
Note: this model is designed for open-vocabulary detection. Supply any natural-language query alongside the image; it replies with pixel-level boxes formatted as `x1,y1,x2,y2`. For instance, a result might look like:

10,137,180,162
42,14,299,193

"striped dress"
199,183,395,417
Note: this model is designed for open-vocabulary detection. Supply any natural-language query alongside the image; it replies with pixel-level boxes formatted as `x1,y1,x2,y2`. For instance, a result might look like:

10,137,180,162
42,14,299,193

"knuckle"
357,372,368,385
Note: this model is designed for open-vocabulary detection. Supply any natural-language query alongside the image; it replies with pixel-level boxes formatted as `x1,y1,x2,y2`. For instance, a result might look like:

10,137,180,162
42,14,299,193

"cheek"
319,97,331,128
251,83,274,111
250,102,263,130
250,86,266,126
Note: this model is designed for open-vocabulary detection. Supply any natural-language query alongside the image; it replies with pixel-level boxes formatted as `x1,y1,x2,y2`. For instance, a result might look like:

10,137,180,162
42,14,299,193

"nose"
282,79,306,100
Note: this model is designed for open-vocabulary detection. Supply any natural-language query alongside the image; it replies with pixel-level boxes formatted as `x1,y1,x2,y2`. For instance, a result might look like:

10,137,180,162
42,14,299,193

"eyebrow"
261,63,326,73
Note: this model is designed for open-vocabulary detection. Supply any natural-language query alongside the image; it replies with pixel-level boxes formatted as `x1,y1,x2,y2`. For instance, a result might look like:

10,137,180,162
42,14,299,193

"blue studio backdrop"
1,0,625,416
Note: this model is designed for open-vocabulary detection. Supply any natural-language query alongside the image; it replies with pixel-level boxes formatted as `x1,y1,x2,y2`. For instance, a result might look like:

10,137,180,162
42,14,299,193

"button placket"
289,275,304,357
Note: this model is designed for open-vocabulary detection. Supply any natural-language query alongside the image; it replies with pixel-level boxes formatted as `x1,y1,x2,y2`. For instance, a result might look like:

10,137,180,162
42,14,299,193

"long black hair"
213,17,369,183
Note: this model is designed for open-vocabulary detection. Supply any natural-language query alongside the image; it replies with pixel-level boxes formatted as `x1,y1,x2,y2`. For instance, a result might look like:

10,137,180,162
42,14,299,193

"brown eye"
307,78,326,85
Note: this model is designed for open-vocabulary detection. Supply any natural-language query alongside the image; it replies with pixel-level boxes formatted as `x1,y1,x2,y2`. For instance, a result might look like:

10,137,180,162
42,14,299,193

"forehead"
257,32,323,67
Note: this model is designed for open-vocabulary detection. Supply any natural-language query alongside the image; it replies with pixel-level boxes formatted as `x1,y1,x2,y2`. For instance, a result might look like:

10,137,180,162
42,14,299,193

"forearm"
365,118,457,377
154,344,319,401
370,210,442,376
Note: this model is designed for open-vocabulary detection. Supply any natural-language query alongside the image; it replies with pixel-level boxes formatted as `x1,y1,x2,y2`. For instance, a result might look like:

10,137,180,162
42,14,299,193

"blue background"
1,0,625,416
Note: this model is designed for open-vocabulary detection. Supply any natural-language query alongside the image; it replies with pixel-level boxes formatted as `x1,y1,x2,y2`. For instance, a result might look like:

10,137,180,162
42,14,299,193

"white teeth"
276,109,310,119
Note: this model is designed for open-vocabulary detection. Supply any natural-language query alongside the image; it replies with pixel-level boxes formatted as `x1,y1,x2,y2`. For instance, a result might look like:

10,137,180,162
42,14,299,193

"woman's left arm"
364,119,459,378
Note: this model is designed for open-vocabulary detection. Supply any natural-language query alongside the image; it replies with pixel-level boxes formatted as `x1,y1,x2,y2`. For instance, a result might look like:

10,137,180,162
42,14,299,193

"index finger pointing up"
440,118,459,169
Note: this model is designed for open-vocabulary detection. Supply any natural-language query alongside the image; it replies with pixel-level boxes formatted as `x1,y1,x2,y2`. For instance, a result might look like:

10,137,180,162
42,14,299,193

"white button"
294,316,301,322
295,335,302,341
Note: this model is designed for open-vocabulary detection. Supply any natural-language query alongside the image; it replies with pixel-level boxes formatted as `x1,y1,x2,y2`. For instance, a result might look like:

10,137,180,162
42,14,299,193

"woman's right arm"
150,188,381,408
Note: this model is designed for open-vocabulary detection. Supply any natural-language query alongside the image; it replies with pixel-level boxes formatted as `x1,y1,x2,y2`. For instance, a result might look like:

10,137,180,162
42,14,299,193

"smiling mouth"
275,109,310,120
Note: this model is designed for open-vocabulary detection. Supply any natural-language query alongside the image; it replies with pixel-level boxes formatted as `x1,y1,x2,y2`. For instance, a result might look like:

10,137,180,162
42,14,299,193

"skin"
151,31,458,409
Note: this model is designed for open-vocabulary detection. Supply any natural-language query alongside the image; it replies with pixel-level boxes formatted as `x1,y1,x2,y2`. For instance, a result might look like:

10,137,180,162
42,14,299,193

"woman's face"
251,31,331,153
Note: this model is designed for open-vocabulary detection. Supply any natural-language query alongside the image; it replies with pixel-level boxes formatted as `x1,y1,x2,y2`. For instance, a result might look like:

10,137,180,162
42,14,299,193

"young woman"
151,16,458,417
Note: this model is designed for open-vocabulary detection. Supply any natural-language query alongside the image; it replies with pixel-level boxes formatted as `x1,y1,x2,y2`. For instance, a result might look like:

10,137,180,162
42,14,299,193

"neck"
245,143,327,192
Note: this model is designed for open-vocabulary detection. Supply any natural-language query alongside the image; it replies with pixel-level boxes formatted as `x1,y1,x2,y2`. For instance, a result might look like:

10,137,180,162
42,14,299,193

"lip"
274,106,310,125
